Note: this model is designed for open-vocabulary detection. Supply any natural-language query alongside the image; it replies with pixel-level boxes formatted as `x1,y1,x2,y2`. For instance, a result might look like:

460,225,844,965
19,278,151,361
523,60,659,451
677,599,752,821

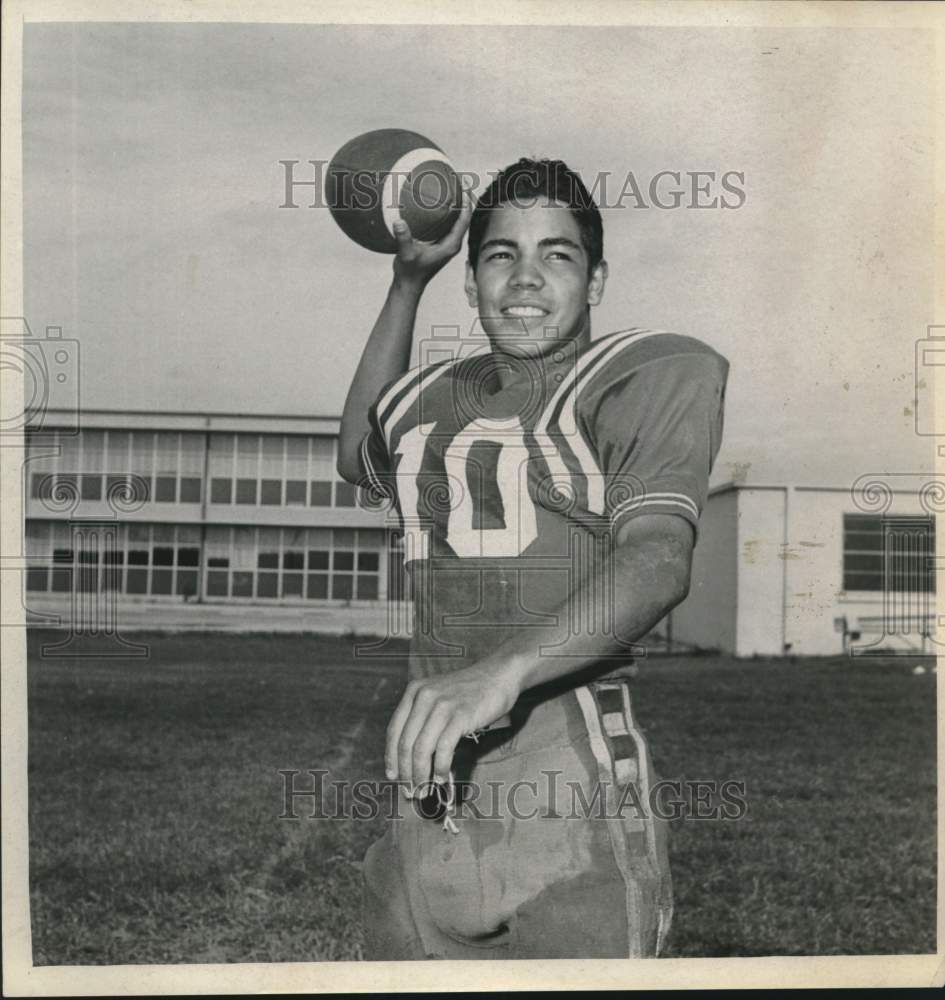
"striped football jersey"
359,328,728,679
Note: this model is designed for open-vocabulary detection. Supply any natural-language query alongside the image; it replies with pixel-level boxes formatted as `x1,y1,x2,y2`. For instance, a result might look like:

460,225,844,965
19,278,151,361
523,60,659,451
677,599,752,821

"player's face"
465,200,607,359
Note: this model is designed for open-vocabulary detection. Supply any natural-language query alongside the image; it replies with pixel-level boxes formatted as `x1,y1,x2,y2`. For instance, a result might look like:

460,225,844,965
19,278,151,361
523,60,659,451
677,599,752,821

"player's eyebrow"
479,238,518,254
538,237,584,254
479,237,585,255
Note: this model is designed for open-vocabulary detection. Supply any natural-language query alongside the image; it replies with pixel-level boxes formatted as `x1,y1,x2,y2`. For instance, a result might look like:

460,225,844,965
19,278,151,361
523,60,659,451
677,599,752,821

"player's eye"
486,251,513,261
548,251,572,261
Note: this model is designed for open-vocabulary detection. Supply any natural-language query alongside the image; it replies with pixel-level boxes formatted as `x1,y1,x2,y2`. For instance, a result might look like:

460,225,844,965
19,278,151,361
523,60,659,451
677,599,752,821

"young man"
338,159,729,960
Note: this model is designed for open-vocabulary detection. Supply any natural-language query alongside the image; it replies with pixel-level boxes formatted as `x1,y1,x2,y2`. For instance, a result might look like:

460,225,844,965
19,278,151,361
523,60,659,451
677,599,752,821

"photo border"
2,0,943,993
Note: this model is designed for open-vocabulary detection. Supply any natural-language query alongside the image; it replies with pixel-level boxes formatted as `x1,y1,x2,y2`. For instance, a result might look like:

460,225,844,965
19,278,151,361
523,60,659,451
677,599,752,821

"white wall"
670,489,738,652
651,484,935,658
733,489,788,656
784,487,933,655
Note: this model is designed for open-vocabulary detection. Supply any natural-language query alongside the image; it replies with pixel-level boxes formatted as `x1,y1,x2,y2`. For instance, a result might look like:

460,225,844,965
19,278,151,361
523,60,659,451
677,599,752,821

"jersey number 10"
395,419,540,559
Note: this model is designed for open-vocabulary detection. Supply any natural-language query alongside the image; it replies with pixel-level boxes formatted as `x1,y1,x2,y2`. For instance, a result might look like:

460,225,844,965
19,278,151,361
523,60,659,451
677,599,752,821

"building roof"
709,481,927,496
31,408,342,435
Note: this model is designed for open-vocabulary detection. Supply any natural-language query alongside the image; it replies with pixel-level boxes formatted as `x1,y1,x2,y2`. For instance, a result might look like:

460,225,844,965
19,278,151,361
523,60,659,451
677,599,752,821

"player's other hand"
385,660,520,793
391,190,474,289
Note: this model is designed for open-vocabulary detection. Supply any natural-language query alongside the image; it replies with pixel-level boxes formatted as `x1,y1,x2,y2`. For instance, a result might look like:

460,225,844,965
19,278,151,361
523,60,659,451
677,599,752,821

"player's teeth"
505,307,546,316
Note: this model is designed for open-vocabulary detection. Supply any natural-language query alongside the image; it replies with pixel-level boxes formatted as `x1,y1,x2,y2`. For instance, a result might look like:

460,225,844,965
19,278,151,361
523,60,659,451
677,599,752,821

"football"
326,128,463,253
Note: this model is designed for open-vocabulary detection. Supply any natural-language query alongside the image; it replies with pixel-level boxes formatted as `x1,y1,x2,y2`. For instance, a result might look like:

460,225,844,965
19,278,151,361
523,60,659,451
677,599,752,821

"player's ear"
464,260,479,308
587,259,608,306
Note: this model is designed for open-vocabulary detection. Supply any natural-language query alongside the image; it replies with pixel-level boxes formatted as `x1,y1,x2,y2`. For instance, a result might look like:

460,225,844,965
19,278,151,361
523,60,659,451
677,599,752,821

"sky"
22,21,937,488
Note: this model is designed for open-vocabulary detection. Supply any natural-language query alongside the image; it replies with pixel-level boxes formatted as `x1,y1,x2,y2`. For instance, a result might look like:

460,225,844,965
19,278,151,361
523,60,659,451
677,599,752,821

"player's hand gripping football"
385,660,520,794
391,191,474,288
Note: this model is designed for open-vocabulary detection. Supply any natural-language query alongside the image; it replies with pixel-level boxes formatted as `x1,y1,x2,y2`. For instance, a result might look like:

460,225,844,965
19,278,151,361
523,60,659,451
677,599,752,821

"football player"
337,158,729,959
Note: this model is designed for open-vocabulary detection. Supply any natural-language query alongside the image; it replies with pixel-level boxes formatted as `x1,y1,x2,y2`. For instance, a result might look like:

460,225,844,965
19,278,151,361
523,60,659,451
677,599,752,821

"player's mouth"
501,304,550,318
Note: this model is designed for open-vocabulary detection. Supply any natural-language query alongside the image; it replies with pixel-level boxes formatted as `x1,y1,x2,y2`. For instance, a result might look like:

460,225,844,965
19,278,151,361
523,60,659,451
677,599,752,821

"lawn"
26,630,937,963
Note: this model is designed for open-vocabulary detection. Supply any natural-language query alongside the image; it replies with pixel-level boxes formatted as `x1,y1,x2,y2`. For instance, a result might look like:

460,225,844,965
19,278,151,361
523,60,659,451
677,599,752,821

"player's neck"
489,321,592,390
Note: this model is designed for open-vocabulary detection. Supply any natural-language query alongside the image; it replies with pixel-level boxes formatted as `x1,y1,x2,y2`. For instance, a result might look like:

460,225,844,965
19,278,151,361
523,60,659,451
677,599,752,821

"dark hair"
467,158,604,274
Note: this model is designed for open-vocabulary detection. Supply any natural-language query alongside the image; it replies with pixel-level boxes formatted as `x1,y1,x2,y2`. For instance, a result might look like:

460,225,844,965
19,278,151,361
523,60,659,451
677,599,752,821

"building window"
26,521,207,599
196,525,383,603
234,436,260,506
209,434,235,505
334,481,357,508
130,430,154,504
842,513,936,593
179,434,204,504
105,474,130,501
282,540,304,597
56,473,78,500
285,480,306,505
205,524,231,597
127,523,150,594
24,519,387,604
260,437,283,507
260,480,282,505
211,478,232,504
103,548,124,591
180,478,201,503
307,526,331,599
155,477,177,503
31,472,54,501
310,481,332,506
356,551,380,601
388,530,410,601
236,479,257,505
231,526,256,597
286,437,308,507
256,529,280,598
26,432,58,508
55,433,80,503
25,521,51,591
81,430,105,500
81,473,102,500
25,429,360,512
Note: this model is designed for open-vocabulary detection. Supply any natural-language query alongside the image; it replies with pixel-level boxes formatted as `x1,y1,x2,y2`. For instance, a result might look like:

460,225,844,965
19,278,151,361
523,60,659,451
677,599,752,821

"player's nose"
508,257,544,289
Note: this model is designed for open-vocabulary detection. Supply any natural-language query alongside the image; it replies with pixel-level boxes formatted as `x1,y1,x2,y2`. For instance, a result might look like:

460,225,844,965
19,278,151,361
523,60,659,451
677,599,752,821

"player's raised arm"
336,195,473,483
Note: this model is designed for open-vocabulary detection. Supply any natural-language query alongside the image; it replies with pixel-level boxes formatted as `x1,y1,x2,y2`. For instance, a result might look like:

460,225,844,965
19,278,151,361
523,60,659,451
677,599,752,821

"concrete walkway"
22,595,414,636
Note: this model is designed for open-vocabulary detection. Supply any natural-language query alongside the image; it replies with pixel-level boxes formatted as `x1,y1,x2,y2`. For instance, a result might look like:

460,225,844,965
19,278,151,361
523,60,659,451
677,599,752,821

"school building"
669,480,938,657
21,409,408,633
21,410,939,655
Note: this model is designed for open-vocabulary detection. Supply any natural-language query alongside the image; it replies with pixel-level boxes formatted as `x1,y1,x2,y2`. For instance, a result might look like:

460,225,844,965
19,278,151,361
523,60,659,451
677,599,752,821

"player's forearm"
385,519,694,789
491,535,691,695
337,277,425,482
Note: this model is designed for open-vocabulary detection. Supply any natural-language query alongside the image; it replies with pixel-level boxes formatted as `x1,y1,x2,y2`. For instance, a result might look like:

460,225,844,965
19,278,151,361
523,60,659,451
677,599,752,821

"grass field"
26,630,937,964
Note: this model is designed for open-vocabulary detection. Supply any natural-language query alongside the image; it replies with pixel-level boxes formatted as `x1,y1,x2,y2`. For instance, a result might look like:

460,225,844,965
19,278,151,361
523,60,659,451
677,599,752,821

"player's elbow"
667,560,692,608
336,452,361,485
662,535,694,609
335,438,360,484
615,514,694,616
641,545,690,615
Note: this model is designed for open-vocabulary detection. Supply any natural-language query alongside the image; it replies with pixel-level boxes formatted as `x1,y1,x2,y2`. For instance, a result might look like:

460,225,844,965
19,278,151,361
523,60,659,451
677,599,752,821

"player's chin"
493,339,557,360
488,324,562,356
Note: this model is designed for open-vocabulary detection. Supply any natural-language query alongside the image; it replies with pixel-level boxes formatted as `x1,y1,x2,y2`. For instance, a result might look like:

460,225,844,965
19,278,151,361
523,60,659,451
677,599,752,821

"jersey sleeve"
582,349,729,540
358,379,399,499
357,352,476,499
356,357,449,501
359,404,392,485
